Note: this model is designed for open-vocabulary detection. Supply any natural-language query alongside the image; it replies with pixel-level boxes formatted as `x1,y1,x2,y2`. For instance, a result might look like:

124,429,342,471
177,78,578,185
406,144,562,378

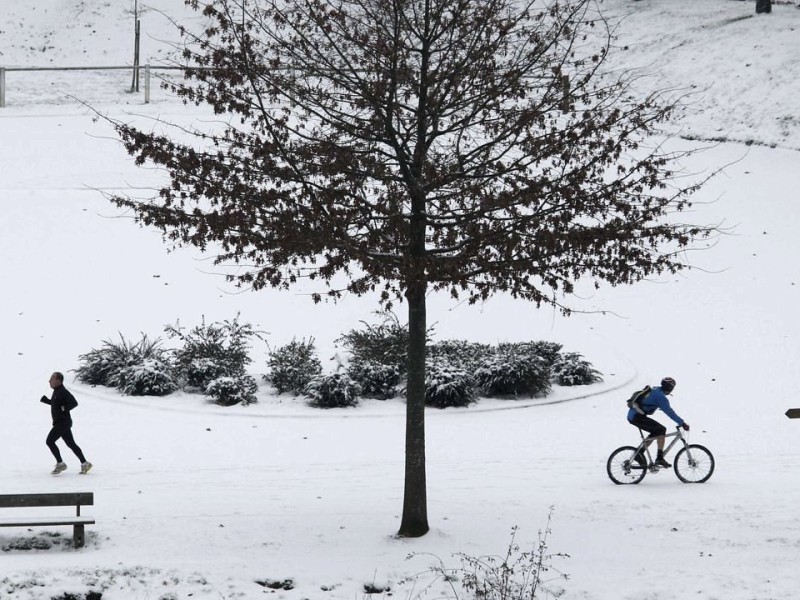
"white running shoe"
51,462,67,475
80,461,93,475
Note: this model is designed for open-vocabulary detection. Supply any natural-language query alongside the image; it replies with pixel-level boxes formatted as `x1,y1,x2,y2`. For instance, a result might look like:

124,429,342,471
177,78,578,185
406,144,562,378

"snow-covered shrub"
475,355,551,398
166,315,260,390
183,357,229,389
113,358,178,396
496,341,563,367
552,352,603,386
305,372,361,408
266,338,323,394
427,340,494,372
75,333,171,388
336,311,412,375
347,360,401,399
205,375,259,406
425,361,476,408
526,341,564,367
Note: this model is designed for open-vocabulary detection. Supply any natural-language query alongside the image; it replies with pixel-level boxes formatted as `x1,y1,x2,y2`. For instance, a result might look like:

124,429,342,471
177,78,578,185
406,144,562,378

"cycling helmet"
660,377,676,394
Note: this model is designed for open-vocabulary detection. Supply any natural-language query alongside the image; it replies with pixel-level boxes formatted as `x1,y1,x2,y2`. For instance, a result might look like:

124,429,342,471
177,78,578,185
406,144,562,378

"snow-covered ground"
1,1,799,598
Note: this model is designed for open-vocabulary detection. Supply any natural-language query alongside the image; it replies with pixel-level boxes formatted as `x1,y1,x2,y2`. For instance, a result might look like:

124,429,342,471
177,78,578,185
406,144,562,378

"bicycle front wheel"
607,446,647,485
674,444,715,483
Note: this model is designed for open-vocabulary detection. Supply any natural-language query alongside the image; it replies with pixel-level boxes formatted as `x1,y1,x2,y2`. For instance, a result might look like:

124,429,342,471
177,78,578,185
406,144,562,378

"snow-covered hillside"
2,0,799,148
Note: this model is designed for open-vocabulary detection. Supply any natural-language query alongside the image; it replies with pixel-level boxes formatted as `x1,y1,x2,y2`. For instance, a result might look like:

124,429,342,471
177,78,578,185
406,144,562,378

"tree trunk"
756,0,772,13
398,280,428,537
398,193,429,538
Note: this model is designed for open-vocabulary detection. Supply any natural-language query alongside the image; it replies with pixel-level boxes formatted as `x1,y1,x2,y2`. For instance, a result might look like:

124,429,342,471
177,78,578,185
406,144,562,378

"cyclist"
628,377,690,468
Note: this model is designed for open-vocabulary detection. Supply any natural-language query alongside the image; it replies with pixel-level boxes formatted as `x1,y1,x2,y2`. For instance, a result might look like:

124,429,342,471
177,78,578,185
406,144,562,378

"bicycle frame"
635,427,688,466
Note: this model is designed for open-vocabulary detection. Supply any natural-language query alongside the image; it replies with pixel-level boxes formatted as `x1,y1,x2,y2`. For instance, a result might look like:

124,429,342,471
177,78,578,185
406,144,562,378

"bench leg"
73,523,85,548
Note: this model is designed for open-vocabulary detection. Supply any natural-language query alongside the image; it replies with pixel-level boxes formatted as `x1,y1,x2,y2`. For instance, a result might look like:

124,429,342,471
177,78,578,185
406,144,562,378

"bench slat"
0,516,95,527
0,493,93,508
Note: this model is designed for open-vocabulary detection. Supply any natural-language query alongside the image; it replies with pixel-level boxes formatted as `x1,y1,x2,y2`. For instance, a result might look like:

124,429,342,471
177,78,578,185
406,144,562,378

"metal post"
134,19,141,92
0,68,6,108
560,74,570,114
131,0,141,92
144,64,150,104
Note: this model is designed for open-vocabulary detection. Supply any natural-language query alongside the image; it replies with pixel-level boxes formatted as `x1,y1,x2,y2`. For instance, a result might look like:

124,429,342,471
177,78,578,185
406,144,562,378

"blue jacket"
627,386,684,426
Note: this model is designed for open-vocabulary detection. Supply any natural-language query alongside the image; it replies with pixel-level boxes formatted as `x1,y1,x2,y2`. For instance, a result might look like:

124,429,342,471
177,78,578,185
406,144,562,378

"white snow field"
1,1,799,598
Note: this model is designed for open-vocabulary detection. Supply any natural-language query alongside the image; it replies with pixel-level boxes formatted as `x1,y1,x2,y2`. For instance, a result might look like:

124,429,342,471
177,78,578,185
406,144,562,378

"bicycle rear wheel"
673,444,715,483
607,446,647,485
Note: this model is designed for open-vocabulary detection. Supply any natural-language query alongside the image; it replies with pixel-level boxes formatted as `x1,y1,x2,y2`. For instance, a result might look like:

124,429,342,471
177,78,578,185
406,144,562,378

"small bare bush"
408,511,569,600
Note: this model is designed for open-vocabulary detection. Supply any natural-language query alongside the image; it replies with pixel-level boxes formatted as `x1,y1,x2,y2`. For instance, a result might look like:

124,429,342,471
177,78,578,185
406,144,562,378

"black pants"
46,423,86,463
629,413,667,439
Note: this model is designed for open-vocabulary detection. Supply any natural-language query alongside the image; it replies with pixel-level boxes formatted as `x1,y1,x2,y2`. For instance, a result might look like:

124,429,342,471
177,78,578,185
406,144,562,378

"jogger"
41,371,92,474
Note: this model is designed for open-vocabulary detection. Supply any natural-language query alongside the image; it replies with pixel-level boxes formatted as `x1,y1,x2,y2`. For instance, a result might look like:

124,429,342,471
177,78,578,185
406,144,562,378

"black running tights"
46,424,86,463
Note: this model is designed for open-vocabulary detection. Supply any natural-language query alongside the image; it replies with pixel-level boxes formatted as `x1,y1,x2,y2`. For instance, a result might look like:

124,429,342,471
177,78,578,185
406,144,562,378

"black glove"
681,422,691,431
40,395,49,403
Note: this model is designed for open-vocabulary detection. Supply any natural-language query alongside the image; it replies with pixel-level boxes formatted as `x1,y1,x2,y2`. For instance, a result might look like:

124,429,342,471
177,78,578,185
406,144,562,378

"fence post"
0,68,6,108
144,64,150,104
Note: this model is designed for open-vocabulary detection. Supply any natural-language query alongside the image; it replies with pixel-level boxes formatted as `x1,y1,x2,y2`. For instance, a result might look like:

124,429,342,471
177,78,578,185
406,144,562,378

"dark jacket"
40,385,78,427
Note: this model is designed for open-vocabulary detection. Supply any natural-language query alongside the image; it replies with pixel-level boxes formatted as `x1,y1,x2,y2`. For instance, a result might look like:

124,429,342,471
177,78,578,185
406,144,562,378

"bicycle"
606,426,715,484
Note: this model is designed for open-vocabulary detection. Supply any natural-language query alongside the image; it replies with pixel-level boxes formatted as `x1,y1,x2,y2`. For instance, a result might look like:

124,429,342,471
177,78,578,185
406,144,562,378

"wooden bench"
0,492,95,548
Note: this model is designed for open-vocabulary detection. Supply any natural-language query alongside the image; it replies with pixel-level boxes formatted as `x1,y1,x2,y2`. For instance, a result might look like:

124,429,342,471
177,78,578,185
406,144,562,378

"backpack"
626,386,651,415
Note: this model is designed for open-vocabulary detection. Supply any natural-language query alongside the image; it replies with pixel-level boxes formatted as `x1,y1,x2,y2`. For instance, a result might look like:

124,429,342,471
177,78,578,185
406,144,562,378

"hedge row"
75,313,601,409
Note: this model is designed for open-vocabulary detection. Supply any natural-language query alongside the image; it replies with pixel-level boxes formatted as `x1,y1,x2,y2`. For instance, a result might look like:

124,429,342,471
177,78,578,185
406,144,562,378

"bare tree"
107,0,714,537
